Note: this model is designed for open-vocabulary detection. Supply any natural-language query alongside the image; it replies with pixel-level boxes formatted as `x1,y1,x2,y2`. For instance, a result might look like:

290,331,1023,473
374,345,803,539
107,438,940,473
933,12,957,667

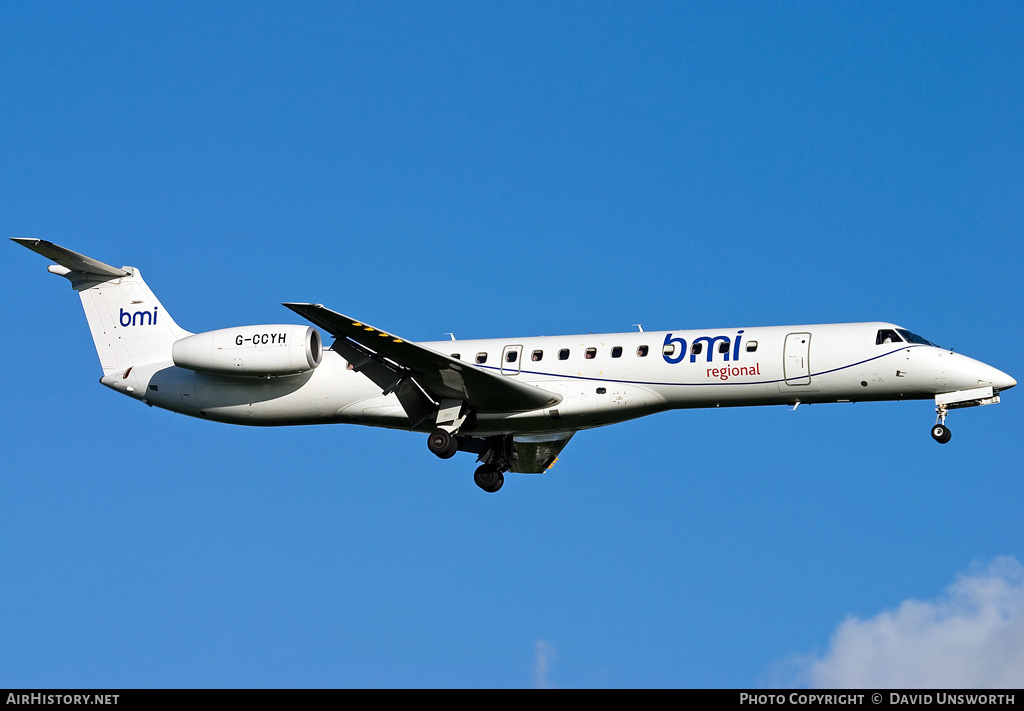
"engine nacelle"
172,325,322,377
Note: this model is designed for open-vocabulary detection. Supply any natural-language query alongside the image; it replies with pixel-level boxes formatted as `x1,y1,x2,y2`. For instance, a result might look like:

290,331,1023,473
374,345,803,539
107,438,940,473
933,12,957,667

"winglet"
11,238,130,278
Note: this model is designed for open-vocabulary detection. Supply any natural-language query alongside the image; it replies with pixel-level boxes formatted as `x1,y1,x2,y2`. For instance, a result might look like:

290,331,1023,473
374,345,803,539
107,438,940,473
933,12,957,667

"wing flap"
283,303,561,414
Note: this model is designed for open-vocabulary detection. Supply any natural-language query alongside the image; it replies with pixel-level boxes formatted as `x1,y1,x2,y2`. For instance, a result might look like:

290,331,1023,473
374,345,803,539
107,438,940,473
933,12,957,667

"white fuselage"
107,321,1014,437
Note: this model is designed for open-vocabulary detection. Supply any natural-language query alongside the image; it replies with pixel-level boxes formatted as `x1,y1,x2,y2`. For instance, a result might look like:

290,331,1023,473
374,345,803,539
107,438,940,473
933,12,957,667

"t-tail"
12,239,189,376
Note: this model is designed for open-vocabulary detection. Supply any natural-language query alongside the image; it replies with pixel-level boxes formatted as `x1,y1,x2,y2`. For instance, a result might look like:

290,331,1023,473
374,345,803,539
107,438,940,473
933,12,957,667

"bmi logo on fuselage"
119,307,158,327
663,330,744,364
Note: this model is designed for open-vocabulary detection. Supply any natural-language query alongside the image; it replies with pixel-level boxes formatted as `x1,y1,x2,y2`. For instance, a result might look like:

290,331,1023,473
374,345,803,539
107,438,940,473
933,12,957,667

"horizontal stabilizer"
11,238,130,278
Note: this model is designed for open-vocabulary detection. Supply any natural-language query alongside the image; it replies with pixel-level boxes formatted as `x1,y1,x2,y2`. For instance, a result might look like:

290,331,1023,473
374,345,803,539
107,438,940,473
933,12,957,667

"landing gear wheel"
931,424,952,444
428,428,458,459
474,465,504,493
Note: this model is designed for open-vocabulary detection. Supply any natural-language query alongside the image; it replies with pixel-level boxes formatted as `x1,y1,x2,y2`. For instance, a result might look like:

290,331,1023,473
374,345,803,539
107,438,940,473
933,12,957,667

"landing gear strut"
931,404,952,444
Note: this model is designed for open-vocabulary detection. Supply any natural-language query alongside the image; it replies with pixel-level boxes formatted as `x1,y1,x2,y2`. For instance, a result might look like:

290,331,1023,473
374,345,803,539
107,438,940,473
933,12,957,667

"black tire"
489,472,504,493
428,428,457,459
931,424,952,444
444,434,459,458
474,465,504,493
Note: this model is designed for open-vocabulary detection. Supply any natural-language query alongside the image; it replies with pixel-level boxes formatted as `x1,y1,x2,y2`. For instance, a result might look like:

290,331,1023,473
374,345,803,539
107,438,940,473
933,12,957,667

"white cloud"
793,556,1024,689
534,639,557,689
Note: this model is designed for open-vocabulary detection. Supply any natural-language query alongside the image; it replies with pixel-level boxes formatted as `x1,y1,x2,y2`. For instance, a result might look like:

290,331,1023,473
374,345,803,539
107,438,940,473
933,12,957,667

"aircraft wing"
283,303,562,425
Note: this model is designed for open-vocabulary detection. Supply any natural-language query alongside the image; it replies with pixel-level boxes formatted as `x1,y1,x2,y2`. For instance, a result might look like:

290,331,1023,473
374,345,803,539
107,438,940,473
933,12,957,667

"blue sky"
2,2,1022,688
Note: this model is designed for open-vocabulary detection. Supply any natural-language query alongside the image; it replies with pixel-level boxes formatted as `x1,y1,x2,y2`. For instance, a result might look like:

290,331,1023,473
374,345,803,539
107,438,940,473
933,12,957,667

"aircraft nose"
946,353,1017,392
975,360,1016,392
993,369,1016,392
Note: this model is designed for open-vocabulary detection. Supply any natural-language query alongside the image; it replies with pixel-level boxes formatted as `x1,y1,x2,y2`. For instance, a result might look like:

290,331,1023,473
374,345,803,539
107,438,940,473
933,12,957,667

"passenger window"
663,343,677,357
531,350,543,362
585,347,597,359
718,340,730,354
637,345,649,357
476,353,488,364
690,343,703,355
505,350,518,363
450,353,461,360
745,341,758,353
611,346,622,358
876,329,903,345
558,349,570,360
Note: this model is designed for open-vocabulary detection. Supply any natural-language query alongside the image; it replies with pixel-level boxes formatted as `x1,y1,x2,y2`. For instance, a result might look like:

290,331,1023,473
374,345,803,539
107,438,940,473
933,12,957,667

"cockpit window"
875,329,904,345
896,329,939,347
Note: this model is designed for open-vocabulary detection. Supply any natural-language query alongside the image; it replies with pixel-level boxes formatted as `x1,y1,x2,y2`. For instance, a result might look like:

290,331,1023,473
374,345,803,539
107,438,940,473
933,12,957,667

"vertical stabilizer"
13,239,190,375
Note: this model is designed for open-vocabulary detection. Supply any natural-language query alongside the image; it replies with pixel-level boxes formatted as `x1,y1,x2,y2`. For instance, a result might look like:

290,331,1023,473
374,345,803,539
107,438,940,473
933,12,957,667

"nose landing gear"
931,404,952,444
930,386,1004,445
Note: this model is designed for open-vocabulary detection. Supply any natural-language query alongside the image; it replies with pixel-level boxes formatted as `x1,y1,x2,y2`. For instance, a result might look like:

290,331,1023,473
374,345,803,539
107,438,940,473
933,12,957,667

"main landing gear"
425,401,509,493
931,404,952,444
427,428,459,459
427,430,507,493
473,464,504,493
427,398,467,460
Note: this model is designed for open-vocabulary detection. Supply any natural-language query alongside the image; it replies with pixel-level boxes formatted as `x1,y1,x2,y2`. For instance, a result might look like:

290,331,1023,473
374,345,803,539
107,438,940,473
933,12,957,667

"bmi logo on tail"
119,307,158,327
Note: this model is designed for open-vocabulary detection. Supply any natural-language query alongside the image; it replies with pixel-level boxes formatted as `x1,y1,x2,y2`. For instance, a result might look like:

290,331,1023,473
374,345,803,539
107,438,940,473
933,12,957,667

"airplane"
13,238,1017,493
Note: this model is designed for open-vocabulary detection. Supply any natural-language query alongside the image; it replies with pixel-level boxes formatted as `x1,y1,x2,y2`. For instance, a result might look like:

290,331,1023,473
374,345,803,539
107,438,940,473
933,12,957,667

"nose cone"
969,358,1016,392
942,352,1016,392
993,368,1017,392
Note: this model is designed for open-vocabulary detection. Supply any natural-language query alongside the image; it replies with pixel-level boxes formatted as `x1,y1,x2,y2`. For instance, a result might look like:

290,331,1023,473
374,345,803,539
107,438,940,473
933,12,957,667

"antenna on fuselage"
633,324,644,332
445,333,456,341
